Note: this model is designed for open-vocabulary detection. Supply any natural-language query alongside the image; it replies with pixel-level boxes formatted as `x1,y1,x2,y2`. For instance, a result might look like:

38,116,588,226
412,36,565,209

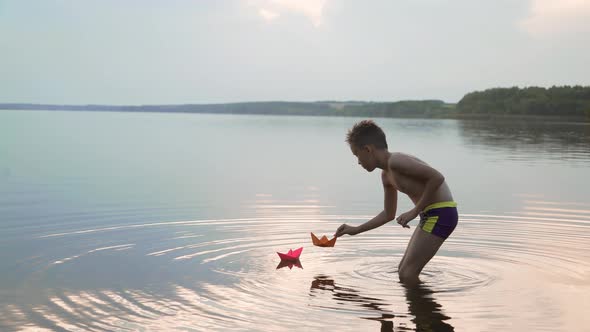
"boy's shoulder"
382,152,405,176
386,152,425,172
387,152,415,166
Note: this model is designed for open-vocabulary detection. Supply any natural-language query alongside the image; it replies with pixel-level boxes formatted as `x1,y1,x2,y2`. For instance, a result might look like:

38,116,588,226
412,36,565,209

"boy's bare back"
383,152,453,207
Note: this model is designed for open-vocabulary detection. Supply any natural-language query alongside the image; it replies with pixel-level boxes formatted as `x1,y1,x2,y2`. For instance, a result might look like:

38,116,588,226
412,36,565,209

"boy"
334,120,458,284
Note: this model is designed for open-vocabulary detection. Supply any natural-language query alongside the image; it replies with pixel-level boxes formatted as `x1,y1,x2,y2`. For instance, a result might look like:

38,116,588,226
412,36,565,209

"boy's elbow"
386,211,396,221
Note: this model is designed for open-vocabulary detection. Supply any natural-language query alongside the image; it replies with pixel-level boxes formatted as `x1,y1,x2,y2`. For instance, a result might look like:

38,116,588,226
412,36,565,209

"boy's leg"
398,226,445,284
397,226,420,272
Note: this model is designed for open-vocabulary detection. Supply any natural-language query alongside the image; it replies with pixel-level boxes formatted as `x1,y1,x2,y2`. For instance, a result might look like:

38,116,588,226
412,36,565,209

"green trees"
457,86,590,117
3,86,589,119
336,100,455,118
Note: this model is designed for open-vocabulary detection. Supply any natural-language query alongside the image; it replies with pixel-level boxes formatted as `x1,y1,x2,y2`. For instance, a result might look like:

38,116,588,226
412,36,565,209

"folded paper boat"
311,232,337,247
277,247,303,261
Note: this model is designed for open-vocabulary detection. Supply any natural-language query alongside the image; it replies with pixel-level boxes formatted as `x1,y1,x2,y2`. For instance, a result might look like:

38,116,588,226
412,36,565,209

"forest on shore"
2,86,589,120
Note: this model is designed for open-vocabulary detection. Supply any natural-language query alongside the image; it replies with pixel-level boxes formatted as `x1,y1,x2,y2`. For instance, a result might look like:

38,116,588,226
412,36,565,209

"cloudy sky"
1,0,589,104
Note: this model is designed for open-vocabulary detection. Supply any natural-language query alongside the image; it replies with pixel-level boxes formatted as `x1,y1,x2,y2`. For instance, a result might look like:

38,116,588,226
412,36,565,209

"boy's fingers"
397,219,410,228
334,225,344,237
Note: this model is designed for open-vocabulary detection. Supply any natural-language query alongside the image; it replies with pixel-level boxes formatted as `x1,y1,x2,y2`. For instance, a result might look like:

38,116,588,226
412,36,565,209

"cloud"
248,0,327,27
259,8,280,21
521,0,590,37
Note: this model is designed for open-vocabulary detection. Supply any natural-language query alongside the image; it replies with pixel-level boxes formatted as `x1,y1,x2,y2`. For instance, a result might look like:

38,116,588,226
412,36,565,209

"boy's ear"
364,145,373,153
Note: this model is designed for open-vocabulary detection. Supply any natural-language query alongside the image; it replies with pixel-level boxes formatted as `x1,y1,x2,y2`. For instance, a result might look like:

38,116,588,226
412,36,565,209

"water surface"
1,111,589,331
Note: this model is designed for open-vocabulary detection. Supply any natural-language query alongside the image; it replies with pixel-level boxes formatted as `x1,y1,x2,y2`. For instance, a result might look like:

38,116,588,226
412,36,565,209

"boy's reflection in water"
310,275,454,332
401,281,454,332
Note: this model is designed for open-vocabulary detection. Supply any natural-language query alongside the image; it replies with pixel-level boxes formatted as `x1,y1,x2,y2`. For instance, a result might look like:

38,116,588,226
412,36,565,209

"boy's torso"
383,154,453,207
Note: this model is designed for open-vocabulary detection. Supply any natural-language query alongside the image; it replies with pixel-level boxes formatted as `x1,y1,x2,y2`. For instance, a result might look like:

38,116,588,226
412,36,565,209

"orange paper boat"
311,232,337,247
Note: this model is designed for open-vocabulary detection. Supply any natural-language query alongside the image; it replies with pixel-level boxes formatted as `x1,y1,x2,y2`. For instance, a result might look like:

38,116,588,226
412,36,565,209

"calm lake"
1,110,589,331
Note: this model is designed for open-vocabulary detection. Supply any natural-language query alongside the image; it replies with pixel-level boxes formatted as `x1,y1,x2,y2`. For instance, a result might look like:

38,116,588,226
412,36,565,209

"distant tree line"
456,86,590,117
0,100,457,118
335,100,456,118
2,86,589,119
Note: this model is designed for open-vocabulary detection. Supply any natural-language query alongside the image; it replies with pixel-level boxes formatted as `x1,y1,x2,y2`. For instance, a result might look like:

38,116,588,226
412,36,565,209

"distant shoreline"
3,86,590,120
0,100,458,119
1,101,588,122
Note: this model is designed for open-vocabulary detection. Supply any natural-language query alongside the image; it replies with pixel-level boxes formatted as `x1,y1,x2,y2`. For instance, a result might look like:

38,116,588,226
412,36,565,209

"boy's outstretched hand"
396,209,418,228
334,224,358,238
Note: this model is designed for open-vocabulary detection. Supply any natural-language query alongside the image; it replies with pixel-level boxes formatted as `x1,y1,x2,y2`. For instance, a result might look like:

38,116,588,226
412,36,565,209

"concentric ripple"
1,199,590,331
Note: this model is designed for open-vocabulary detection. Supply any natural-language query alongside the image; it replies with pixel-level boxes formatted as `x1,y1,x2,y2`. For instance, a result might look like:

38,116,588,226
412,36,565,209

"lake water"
1,110,589,331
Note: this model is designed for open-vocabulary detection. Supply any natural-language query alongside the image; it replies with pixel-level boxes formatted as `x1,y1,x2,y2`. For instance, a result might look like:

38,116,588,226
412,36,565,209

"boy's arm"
390,154,445,226
382,171,398,222
334,172,399,237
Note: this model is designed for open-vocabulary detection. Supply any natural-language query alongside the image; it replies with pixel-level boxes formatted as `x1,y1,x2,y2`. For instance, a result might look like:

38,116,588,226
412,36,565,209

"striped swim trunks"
418,201,458,239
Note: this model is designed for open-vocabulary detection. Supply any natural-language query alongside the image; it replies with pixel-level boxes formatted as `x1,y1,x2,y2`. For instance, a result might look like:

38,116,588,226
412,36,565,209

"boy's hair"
346,120,388,149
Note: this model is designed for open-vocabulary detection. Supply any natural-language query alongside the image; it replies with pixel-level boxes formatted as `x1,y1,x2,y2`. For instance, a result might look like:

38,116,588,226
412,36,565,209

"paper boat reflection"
276,259,303,270
277,247,303,261
311,232,337,247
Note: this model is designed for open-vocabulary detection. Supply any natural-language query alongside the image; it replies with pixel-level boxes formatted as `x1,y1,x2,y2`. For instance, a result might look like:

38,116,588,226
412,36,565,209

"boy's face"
351,144,376,172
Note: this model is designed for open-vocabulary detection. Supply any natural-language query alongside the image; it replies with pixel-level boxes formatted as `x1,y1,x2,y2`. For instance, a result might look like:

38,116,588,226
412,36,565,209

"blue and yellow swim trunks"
418,201,458,239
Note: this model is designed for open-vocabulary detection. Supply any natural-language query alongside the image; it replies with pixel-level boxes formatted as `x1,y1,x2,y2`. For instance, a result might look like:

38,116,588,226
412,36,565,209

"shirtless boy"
334,120,458,284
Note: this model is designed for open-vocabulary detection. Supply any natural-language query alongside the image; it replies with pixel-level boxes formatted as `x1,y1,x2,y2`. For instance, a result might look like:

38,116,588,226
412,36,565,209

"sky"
1,0,589,104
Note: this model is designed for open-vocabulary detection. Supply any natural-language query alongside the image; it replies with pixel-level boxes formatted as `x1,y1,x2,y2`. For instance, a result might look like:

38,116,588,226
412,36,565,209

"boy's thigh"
399,227,446,273
398,226,420,269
